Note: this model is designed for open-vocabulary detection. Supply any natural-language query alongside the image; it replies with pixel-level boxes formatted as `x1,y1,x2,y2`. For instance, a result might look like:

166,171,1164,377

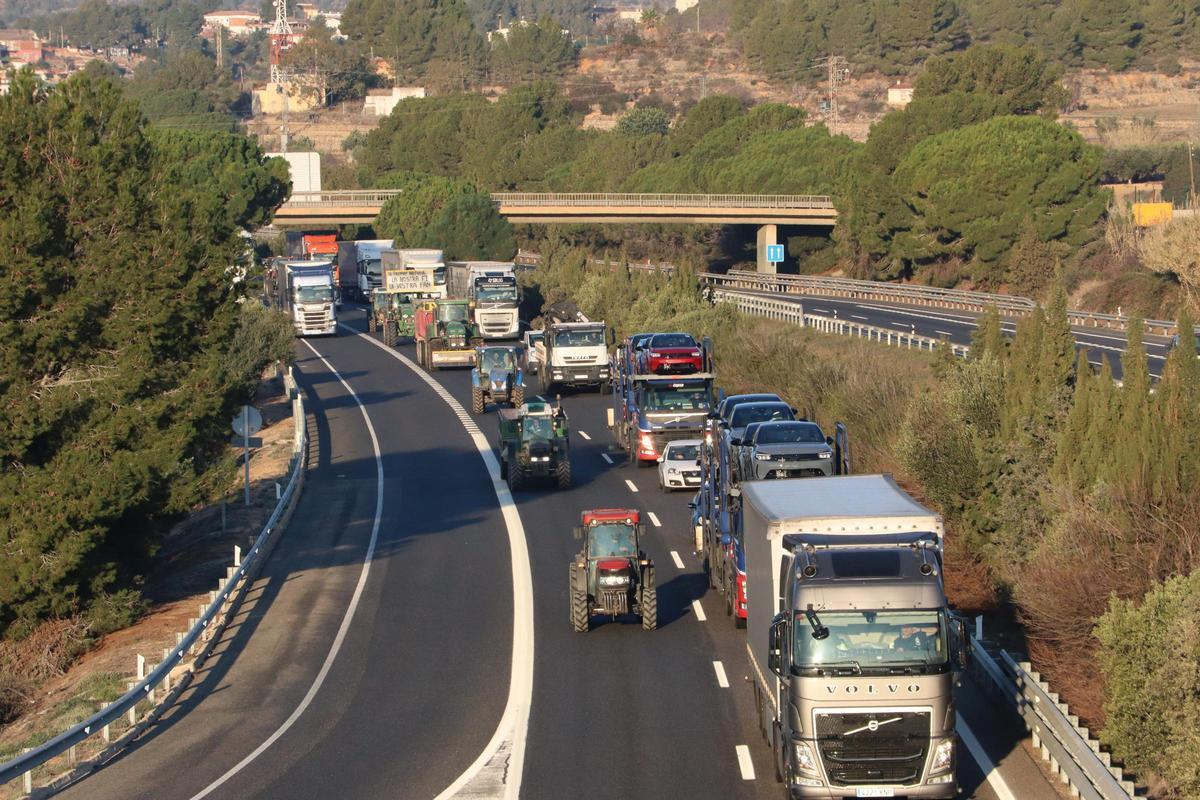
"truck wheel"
599,380,609,395
626,431,636,468
704,552,716,589
416,340,425,367
500,456,508,480
507,462,525,491
570,567,589,633
641,568,657,631
368,314,377,333
725,576,734,617
512,385,524,409
555,458,572,490
471,386,484,415
383,322,395,347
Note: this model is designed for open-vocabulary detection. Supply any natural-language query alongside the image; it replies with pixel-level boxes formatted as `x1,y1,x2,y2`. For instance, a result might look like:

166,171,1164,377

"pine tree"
971,304,1006,359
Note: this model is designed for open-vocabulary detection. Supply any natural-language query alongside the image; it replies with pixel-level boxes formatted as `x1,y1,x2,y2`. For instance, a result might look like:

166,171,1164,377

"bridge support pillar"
756,224,778,273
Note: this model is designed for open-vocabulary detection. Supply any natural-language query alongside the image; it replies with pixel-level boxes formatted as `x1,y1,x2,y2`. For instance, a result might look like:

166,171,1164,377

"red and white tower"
269,0,293,85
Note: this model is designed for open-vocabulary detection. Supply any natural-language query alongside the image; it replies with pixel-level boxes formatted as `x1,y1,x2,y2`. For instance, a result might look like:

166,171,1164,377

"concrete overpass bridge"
274,191,838,270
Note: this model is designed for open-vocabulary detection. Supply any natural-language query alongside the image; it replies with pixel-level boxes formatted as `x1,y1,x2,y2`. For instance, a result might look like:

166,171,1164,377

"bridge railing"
282,191,837,211
0,366,309,797
491,192,835,209
702,271,1179,336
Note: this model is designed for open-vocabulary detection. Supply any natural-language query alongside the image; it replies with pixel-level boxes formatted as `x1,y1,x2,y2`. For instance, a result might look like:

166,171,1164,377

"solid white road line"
625,479,639,493
813,307,831,313
849,314,869,320
353,327,534,800
647,511,662,527
601,453,614,464
735,745,756,780
578,430,591,440
958,720,1018,800
890,321,912,328
670,551,685,569
692,600,707,622
190,340,385,800
936,330,955,337
713,661,729,688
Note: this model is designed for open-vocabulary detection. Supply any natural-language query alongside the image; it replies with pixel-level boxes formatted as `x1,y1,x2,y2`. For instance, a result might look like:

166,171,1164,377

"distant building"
0,29,44,63
616,8,642,22
253,81,319,115
322,12,343,34
202,11,264,36
887,82,914,108
294,3,320,20
675,0,698,12
363,86,427,117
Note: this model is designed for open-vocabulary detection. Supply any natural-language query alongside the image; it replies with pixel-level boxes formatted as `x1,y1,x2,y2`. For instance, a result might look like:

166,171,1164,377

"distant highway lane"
731,289,1174,379
55,303,1064,799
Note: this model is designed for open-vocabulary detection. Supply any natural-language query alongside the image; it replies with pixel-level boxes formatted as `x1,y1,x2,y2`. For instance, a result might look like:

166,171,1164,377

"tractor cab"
570,509,656,632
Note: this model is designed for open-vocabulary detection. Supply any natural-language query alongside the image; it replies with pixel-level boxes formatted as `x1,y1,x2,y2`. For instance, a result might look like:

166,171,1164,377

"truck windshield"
588,524,637,558
555,329,603,346
433,267,447,285
295,286,333,304
756,423,825,444
793,610,948,671
362,259,381,277
476,285,518,303
643,384,710,412
440,304,469,322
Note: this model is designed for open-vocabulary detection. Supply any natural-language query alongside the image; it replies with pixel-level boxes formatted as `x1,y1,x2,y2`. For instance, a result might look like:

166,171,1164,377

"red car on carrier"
637,332,704,375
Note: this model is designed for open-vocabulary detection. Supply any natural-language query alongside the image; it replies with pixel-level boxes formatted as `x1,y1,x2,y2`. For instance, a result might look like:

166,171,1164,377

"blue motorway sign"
766,244,785,263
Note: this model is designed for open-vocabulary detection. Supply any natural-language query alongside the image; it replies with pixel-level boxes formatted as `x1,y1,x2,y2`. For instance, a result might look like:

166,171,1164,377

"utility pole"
215,25,224,69
1188,141,1196,208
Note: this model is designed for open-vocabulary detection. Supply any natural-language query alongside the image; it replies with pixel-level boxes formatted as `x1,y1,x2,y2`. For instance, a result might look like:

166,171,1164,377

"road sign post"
231,406,264,507
766,244,785,264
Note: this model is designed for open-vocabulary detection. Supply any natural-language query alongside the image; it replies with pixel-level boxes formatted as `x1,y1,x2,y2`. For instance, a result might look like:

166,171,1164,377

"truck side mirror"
729,437,742,447
768,612,788,676
607,328,616,346
572,526,584,540
952,616,972,671
687,501,697,509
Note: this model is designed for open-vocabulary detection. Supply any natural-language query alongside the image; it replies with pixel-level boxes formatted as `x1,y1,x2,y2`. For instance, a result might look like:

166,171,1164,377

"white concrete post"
756,224,779,274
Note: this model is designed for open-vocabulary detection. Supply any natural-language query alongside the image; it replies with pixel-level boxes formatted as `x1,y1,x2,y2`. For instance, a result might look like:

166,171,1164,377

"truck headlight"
929,739,954,774
792,740,820,777
667,468,678,475
754,453,773,461
818,450,832,459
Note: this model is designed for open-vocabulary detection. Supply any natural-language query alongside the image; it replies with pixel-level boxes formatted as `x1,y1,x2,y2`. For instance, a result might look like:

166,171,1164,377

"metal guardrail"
712,289,971,357
1,367,309,797
969,635,1135,799
286,190,401,206
702,271,1179,336
491,192,835,209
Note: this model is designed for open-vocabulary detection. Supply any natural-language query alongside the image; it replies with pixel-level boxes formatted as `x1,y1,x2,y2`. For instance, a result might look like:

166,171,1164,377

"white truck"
447,261,520,339
354,239,394,301
284,260,338,336
740,475,968,799
536,321,613,394
381,248,447,300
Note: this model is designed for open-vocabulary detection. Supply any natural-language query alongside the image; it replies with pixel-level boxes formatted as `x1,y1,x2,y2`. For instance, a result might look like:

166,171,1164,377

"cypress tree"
1003,308,1044,436
1086,358,1119,480
972,304,1005,359
1037,284,1077,426
1116,317,1152,494
1054,348,1095,487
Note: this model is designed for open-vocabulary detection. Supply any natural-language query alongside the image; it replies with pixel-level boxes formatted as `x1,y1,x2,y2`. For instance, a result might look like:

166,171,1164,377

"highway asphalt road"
56,303,1061,800
733,289,1175,379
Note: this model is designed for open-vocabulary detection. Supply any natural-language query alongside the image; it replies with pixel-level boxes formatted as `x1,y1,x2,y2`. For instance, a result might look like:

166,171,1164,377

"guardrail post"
102,723,110,743
21,749,31,794
234,544,242,567
136,653,146,680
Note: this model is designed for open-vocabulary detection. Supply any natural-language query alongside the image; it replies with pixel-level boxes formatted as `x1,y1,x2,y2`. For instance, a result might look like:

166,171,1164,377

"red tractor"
569,509,657,632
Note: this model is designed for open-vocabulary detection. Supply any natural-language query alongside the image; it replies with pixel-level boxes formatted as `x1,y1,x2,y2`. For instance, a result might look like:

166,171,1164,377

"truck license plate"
574,373,589,379
856,790,894,798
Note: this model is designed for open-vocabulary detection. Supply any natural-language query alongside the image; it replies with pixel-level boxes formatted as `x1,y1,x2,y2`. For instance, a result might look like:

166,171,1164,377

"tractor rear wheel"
383,321,395,347
555,457,572,490
570,567,589,633
507,461,525,491
471,386,484,415
641,568,657,631
512,385,525,409
368,314,377,333
416,340,425,367
500,455,508,480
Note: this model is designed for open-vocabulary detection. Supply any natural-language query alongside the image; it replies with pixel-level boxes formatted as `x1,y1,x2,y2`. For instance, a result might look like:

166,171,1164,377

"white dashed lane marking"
624,479,639,493
670,551,685,569
648,511,662,527
578,431,591,440
692,600,707,622
735,746,755,780
601,453,613,464
713,661,729,688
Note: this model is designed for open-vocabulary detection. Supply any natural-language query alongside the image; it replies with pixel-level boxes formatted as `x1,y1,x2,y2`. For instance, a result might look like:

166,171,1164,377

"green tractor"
471,345,526,414
569,509,657,632
497,401,571,491
367,291,416,346
415,299,482,369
